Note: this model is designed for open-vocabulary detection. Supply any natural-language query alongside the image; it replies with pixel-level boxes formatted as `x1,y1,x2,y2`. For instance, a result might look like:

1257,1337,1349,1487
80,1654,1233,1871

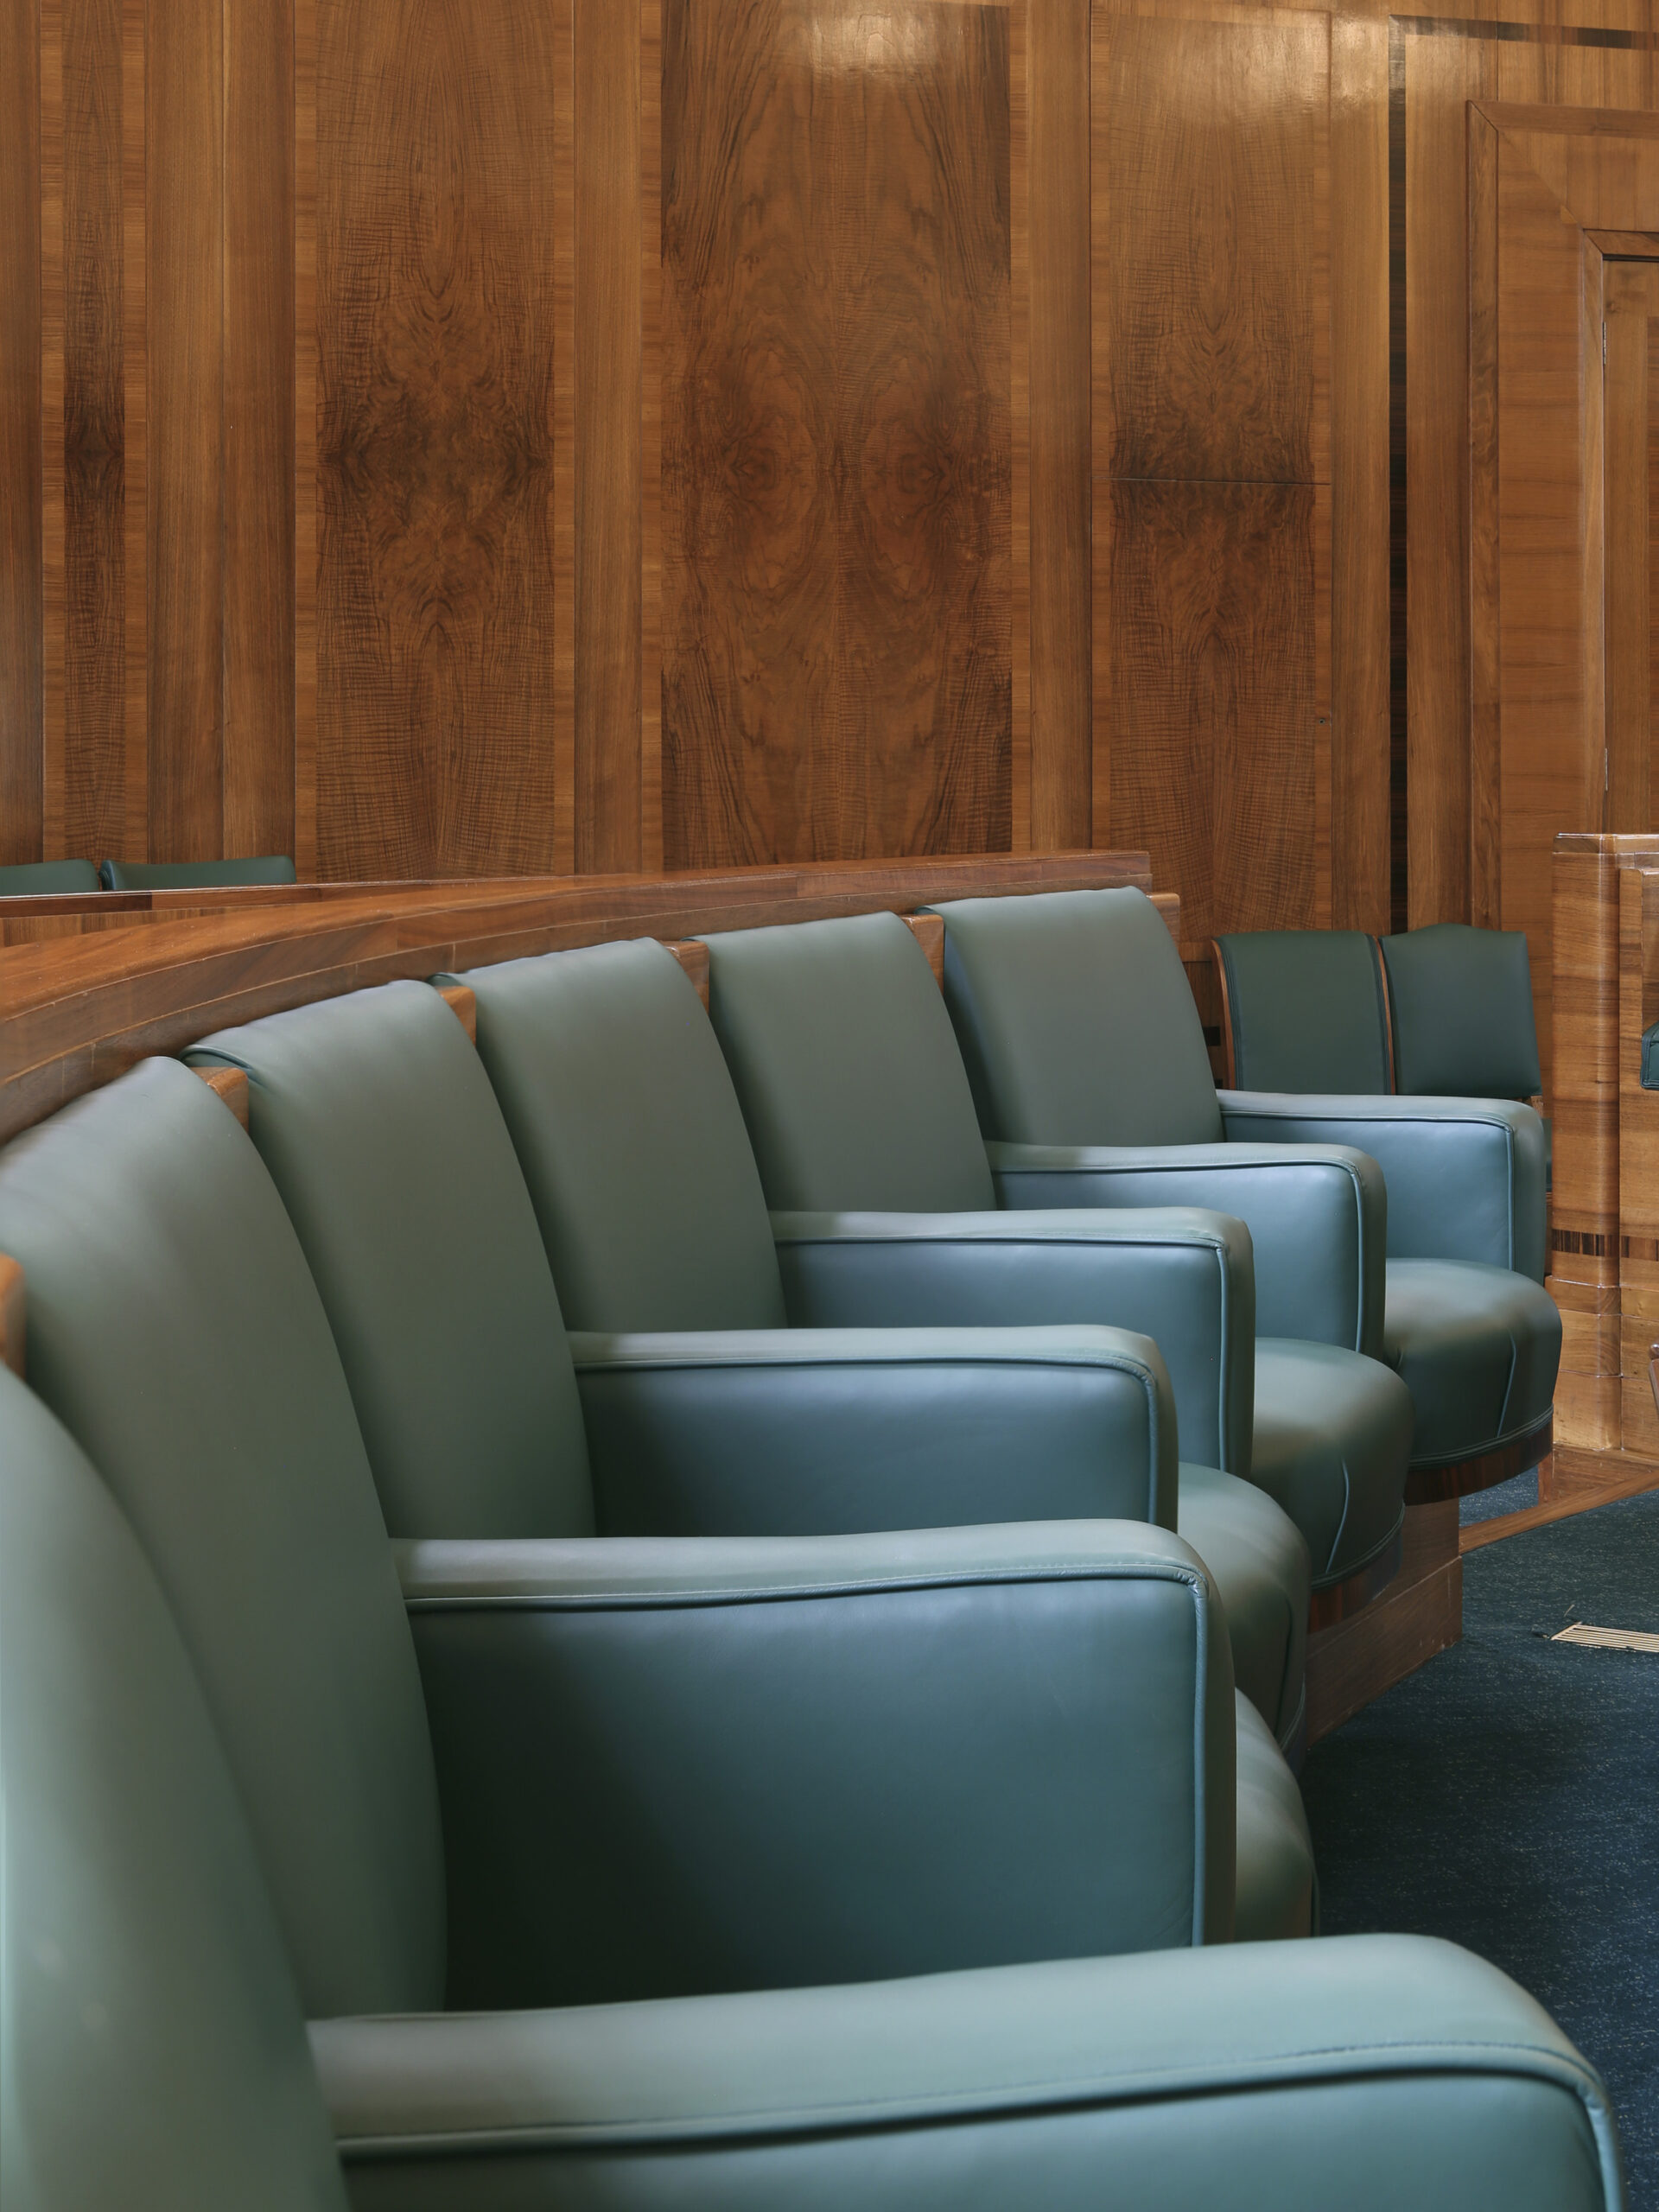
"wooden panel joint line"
663,938,711,1010
0,1255,22,1379
435,982,479,1044
192,1064,251,1129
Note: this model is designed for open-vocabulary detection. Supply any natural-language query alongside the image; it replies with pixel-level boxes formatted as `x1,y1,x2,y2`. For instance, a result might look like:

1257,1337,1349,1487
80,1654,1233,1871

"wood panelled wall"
0,0,1656,1014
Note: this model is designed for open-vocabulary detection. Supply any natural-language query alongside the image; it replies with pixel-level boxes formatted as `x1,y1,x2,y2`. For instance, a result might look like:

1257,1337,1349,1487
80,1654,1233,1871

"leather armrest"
568,1325,1177,1535
1218,1092,1548,1281
311,1936,1620,2212
986,1140,1386,1359
396,1522,1234,2007
770,1208,1255,1478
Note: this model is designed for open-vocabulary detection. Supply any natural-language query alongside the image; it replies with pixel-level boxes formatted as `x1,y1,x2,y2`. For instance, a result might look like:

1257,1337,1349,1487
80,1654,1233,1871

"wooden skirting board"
1306,1499,1461,1745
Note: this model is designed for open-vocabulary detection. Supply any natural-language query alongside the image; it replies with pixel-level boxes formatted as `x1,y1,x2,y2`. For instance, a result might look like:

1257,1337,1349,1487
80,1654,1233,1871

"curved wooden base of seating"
1402,1412,1554,1505
1306,1524,1406,1633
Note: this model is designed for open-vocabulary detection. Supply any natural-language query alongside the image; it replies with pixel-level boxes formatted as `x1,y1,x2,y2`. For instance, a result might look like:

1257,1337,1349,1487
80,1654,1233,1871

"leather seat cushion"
1177,1462,1308,1755
1251,1342,1413,1588
1232,1693,1316,1942
1383,1259,1561,1468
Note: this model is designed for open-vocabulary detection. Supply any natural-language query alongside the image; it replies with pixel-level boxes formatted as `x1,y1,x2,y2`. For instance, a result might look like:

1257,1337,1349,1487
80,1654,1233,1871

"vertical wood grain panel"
658,0,1014,868
41,0,64,860
1605,289,1650,830
1103,11,1325,486
1468,105,1501,927
293,0,315,875
119,0,143,860
224,0,295,858
575,0,641,870
639,0,661,871
1008,0,1029,854
147,0,222,859
1027,0,1089,850
1649,325,1659,828
1109,479,1319,943
1603,261,1659,838
1331,10,1390,933
315,0,562,877
0,0,43,864
1497,130,1594,1090
1094,6,1327,938
1404,34,1482,925
550,0,575,875
56,0,125,861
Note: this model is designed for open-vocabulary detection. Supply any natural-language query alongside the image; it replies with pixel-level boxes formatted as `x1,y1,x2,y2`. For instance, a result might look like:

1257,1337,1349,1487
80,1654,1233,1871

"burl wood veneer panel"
1098,11,1328,487
315,0,562,878
1108,479,1319,944
658,0,1015,868
1094,10,1328,944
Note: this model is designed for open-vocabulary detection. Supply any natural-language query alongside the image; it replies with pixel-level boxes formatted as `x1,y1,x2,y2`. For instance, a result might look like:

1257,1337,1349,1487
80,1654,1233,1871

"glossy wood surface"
658,0,1018,868
313,0,561,879
1306,1499,1460,1743
1,0,43,867
0,1253,22,1378
0,850,1151,1143
1091,7,1335,945
1604,259,1659,841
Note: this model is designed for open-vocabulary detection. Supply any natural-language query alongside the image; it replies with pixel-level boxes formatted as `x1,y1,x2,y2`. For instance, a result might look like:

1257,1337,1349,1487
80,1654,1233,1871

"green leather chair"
0,1046,1311,1964
0,1376,1622,2211
448,934,1308,1753
695,911,1414,1615
188,977,1310,1935
98,852,298,889
0,857,101,893
1215,930,1394,1093
1200,913,1557,1494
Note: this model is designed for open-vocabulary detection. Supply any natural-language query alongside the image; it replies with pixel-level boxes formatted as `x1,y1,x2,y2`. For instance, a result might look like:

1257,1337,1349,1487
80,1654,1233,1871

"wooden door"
1604,258,1659,841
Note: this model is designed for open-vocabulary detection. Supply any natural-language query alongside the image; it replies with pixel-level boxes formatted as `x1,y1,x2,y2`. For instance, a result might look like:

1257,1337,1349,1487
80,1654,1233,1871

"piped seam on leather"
401,1562,1214,1611
323,2039,1617,2158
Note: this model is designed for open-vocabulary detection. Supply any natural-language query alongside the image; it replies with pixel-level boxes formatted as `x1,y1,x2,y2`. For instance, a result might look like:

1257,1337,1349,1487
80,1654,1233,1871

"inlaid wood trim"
292,0,315,879
901,912,946,988
0,854,1151,1143
1306,1521,1405,1632
434,982,478,1045
0,1255,23,1379
662,938,709,1008
1404,1409,1554,1503
192,1061,249,1128
41,0,65,862
119,0,144,861
1009,0,1031,856
551,0,575,878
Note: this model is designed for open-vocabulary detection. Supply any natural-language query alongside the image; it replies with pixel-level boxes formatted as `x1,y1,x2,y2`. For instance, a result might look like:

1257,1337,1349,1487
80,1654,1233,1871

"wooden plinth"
1306,1498,1462,1744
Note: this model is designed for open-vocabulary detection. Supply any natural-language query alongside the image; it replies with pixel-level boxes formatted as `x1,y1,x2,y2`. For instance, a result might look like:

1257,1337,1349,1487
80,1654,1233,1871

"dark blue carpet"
1302,1490,1659,2206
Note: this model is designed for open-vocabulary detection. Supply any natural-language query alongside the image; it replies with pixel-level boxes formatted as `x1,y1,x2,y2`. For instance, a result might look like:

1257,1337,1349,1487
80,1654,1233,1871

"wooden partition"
0,850,1168,1141
1551,832,1659,1487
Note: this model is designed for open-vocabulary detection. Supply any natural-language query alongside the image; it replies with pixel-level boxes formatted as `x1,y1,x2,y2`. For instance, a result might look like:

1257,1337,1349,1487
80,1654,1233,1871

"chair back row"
1211,924,1542,1102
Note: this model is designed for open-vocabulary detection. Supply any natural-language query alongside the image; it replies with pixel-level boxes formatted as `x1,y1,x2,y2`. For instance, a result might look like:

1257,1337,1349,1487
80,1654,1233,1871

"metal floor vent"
1552,1623,1659,1654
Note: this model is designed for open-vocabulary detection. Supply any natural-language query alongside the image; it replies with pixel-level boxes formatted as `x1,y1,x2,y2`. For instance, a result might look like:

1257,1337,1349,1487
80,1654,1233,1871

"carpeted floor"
1302,1487,1659,2205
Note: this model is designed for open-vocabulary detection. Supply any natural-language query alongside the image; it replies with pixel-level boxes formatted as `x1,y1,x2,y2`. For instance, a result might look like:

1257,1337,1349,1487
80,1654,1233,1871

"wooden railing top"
0,850,1156,1145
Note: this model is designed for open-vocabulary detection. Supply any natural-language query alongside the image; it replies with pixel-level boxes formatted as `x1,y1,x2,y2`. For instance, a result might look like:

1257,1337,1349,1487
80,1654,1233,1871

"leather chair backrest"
930,887,1226,1146
0,857,101,894
0,1367,350,2210
1381,923,1542,1100
190,981,595,1538
0,1058,446,2019
701,911,997,1211
99,854,298,890
1214,931,1391,1093
458,938,788,1330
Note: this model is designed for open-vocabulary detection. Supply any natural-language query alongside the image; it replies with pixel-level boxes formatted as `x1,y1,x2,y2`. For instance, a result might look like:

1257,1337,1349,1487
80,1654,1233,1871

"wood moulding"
0,851,1153,1146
